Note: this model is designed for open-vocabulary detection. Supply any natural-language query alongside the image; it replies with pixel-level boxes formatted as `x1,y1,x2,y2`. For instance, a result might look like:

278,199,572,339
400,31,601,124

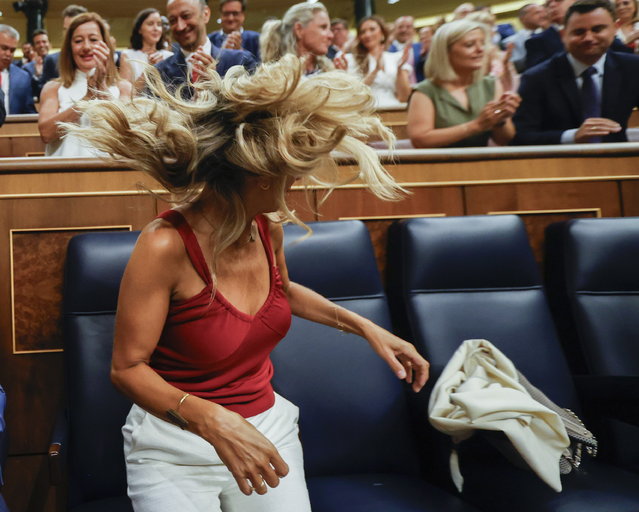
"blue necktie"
581,67,601,142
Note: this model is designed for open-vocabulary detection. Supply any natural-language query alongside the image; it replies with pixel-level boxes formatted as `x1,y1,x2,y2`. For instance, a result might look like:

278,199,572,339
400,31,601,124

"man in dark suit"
525,0,631,69
513,0,639,145
157,0,257,97
209,0,260,60
0,25,36,114
24,29,50,98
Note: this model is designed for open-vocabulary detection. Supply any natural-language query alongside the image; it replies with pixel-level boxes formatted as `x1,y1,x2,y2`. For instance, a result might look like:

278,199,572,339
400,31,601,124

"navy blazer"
525,26,632,70
23,60,45,98
41,52,59,88
155,44,257,98
413,42,427,83
209,30,260,60
513,51,639,145
7,63,36,114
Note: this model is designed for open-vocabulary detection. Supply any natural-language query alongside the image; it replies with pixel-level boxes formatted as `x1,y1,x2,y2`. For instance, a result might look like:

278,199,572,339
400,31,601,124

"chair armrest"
573,375,639,427
48,408,68,486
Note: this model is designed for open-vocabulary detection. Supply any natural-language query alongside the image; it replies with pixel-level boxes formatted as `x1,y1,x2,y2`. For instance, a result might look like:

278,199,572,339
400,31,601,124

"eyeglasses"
221,10,242,17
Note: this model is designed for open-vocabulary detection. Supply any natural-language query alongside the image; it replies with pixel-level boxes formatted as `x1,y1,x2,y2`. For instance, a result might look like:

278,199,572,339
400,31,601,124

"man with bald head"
156,0,257,97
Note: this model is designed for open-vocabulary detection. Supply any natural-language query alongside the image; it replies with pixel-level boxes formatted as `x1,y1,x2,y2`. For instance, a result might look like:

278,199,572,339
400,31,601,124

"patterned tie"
581,67,601,142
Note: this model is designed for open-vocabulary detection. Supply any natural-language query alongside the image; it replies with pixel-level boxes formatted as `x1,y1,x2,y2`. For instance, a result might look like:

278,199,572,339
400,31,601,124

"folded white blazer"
428,339,570,492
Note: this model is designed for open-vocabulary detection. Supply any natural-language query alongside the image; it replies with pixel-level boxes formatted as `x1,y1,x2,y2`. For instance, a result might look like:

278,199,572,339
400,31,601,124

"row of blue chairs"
54,215,639,511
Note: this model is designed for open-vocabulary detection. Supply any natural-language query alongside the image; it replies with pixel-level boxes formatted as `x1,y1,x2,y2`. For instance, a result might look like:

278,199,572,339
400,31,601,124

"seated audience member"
389,16,415,52
39,13,132,157
525,0,631,69
389,16,421,84
415,26,433,83
261,2,342,75
503,4,548,72
453,2,476,20
209,0,260,60
345,15,412,107
407,20,520,148
467,9,518,90
41,4,88,87
17,42,33,67
24,29,51,98
514,0,639,144
327,18,350,58
156,0,257,97
615,0,639,50
0,25,36,114
120,8,173,90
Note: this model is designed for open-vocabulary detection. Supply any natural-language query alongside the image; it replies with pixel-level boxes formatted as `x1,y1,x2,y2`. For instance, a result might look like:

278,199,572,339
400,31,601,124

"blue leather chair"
545,217,639,471
0,385,9,512
386,215,639,512
272,220,478,512
56,231,140,511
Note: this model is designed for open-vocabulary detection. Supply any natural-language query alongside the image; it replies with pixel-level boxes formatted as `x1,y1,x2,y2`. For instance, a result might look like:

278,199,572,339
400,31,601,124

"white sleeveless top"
122,48,173,81
45,70,121,158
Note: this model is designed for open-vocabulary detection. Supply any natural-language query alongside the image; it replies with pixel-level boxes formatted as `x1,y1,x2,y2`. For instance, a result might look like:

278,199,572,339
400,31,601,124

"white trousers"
122,394,312,512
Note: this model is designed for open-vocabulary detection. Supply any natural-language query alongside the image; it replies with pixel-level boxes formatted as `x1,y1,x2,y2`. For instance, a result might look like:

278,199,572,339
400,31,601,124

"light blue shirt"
560,53,606,143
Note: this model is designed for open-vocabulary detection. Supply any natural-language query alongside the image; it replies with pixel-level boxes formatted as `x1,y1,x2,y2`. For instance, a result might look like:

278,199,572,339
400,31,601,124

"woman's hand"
192,400,289,495
333,53,348,70
360,322,429,393
85,40,110,99
148,51,165,66
475,92,521,131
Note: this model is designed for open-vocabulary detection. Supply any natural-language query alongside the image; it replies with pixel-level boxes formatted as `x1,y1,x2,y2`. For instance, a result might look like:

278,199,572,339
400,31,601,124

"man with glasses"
209,0,260,60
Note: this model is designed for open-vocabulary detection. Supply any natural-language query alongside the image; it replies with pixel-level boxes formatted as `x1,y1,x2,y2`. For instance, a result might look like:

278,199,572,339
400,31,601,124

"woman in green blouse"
407,20,521,148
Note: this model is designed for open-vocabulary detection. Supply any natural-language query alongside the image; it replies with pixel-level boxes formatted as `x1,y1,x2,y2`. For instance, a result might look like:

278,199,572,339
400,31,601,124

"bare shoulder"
267,219,284,252
136,218,184,261
40,80,61,99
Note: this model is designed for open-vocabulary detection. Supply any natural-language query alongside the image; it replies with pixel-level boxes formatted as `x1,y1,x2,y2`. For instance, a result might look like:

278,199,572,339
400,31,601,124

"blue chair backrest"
271,220,420,478
545,218,639,376
63,231,139,506
386,215,578,410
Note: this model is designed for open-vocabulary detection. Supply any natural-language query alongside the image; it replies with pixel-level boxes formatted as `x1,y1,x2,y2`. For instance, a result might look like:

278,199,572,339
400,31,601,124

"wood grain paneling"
317,186,464,220
11,227,130,354
3,454,61,512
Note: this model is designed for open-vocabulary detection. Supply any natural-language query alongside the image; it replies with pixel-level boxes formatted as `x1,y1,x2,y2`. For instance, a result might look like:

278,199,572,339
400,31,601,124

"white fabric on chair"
429,339,570,492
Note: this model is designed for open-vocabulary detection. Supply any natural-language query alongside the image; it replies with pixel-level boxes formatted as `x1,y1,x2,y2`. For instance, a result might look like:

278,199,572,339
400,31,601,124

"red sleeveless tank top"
149,209,292,418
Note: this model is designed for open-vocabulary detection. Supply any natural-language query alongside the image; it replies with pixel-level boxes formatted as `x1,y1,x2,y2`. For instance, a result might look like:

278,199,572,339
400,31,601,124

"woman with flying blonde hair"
407,19,520,148
38,12,131,156
260,1,342,74
66,54,429,512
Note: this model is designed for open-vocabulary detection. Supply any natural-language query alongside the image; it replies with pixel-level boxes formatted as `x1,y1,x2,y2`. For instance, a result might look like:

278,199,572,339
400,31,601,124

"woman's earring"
259,182,271,191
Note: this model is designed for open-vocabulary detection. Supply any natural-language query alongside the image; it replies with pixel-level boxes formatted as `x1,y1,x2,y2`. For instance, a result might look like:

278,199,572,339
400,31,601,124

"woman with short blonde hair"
407,19,520,148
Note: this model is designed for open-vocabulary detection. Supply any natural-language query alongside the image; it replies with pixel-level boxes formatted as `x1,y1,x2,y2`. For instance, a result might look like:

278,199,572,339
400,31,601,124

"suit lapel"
554,55,582,122
601,52,619,119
